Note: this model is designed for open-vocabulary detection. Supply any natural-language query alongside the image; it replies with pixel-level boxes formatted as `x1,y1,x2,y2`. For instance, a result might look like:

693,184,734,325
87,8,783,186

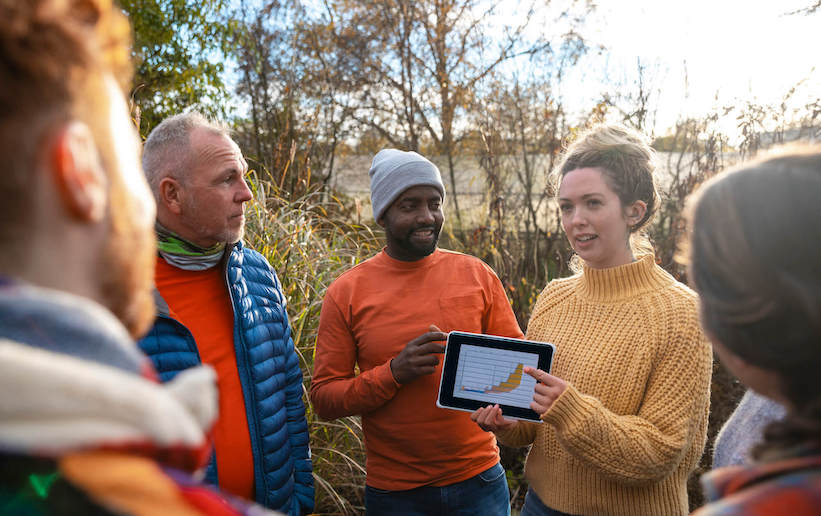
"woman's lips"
574,234,597,248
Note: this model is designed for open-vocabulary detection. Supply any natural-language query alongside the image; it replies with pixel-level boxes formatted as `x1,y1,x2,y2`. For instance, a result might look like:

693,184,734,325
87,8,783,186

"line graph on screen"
454,344,539,409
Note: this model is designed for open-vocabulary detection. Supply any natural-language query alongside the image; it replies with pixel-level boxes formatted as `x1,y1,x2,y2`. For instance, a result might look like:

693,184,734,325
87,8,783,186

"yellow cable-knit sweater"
497,255,712,516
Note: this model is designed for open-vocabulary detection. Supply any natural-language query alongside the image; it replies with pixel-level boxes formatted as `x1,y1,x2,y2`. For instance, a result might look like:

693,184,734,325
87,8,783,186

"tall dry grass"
243,175,379,514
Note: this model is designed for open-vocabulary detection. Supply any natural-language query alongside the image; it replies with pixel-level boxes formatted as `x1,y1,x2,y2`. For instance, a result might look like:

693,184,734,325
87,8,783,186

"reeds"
244,175,379,514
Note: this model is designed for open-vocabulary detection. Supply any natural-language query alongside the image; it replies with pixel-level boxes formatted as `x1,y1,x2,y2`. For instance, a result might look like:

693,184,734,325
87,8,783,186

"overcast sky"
558,0,820,137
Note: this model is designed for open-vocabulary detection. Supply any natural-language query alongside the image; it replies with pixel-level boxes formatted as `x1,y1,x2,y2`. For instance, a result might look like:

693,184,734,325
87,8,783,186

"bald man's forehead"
185,128,247,182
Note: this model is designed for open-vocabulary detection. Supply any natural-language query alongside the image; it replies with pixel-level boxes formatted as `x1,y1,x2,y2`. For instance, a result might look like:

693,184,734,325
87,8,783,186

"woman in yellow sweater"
472,124,713,516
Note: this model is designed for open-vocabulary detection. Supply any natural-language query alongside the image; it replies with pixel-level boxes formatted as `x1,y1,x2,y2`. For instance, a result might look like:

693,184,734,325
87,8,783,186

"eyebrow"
558,192,604,202
399,193,442,202
221,157,249,175
212,167,241,183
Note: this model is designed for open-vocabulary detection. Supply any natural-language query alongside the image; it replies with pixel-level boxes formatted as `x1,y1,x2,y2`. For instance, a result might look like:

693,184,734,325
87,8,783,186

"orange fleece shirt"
155,256,254,500
311,249,523,490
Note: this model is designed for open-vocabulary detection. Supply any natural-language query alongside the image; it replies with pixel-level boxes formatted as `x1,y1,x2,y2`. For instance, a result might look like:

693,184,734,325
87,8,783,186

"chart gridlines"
454,344,539,409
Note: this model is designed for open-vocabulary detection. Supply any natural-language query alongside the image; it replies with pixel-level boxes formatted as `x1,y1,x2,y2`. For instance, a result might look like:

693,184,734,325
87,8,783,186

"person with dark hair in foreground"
0,1,278,514
686,147,821,515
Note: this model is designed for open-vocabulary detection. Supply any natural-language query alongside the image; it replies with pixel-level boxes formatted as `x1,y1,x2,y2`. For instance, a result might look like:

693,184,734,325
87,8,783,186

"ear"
624,200,647,229
51,122,108,222
159,176,184,215
376,214,386,228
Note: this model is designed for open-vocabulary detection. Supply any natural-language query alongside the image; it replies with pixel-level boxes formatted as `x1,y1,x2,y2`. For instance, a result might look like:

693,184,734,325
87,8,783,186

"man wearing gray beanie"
312,148,523,515
369,149,446,221
368,149,447,261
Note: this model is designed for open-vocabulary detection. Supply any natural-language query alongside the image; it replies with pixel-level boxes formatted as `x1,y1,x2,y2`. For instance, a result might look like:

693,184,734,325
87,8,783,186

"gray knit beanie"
368,149,446,221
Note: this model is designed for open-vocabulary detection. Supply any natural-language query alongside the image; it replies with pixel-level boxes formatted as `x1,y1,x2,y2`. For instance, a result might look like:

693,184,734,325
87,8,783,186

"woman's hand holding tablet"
471,403,518,432
525,365,568,414
470,366,567,431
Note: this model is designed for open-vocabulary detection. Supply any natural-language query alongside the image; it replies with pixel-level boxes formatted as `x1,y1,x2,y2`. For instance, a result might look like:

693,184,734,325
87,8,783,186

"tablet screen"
437,331,555,422
454,343,540,409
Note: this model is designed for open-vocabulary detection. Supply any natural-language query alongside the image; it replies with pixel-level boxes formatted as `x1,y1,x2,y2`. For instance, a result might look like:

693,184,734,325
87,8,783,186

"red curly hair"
0,0,132,242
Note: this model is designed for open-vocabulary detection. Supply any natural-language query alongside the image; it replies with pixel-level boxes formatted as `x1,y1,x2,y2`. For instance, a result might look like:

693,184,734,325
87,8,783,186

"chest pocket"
438,291,486,333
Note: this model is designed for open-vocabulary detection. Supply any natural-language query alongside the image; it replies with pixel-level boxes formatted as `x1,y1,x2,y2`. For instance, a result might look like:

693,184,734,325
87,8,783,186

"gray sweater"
713,390,786,468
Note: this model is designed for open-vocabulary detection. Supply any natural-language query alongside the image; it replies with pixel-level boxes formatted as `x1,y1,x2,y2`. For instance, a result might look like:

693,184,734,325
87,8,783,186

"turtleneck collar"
576,254,674,302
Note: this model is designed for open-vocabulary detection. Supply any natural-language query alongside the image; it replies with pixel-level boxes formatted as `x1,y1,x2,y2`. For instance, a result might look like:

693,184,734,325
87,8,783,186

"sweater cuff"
541,383,593,431
494,425,531,448
375,360,401,393
494,426,517,445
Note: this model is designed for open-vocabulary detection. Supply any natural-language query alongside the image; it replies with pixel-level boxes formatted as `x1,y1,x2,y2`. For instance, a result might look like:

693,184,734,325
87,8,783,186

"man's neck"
3,246,106,312
155,222,226,271
383,245,437,262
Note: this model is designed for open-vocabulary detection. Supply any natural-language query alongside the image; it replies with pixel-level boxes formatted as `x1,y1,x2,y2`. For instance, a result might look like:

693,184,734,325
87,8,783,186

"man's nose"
417,207,435,224
236,176,253,203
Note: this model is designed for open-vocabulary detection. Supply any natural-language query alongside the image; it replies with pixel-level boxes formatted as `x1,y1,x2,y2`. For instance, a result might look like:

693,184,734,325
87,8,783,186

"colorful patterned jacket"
0,281,279,515
693,450,821,515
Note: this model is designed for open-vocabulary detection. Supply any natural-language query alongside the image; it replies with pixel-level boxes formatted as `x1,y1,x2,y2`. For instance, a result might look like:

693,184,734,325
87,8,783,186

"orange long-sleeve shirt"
310,249,523,490
155,256,255,500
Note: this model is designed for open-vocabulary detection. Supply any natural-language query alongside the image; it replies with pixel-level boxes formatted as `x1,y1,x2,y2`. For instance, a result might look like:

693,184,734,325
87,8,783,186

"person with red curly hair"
0,1,279,514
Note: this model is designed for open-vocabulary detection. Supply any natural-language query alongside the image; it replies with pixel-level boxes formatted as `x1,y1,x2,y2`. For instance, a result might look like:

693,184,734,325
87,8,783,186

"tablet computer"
436,331,555,422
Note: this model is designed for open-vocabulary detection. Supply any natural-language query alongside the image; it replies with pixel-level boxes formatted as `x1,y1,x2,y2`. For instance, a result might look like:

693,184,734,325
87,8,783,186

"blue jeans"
520,488,578,516
365,462,510,516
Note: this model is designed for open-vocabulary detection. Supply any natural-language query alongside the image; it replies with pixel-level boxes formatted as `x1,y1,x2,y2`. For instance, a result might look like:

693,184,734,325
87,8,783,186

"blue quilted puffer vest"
138,242,314,515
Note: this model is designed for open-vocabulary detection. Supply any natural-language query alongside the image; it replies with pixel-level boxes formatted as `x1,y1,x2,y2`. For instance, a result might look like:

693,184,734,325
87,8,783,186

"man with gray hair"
311,149,523,515
138,112,314,515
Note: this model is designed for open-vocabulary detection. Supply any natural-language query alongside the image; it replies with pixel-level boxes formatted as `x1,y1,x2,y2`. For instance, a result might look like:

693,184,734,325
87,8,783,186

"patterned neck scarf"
155,223,226,271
